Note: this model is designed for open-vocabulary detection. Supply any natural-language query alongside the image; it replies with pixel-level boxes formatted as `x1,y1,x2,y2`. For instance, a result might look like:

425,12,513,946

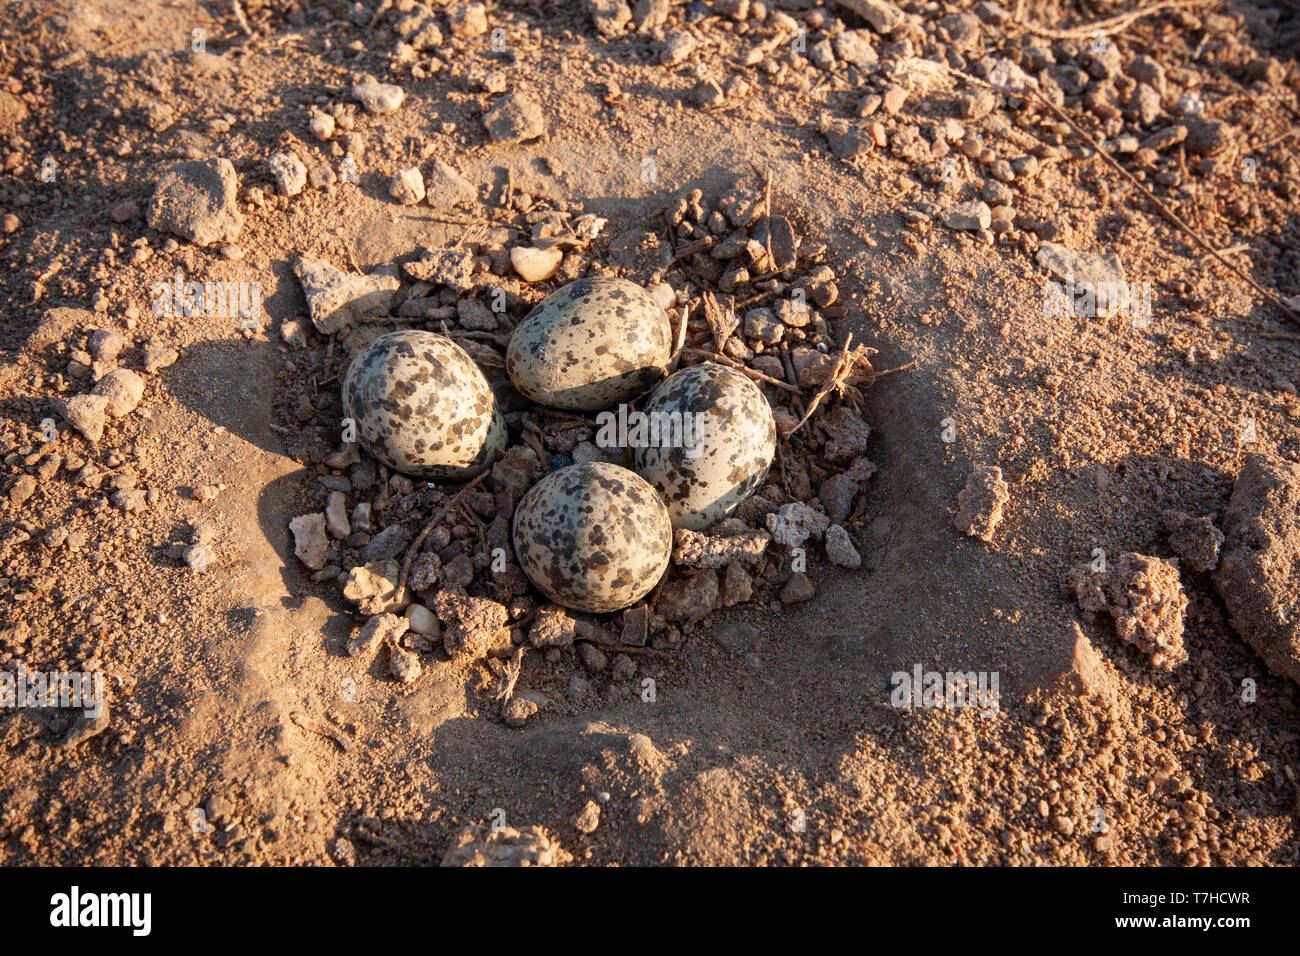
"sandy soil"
1,0,1298,866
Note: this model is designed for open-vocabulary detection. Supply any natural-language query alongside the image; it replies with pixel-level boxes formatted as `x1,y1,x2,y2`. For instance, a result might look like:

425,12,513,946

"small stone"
309,112,335,141
325,491,350,539
57,394,110,444
147,157,243,247
349,612,409,658
424,158,478,210
91,368,144,418
510,246,563,282
362,524,411,563
390,642,422,683
941,201,992,231
352,80,406,114
111,489,148,512
502,695,538,727
818,473,860,524
766,502,829,549
834,30,879,68
294,258,399,335
8,474,37,506
290,513,329,570
657,569,719,623
744,307,783,344
142,347,179,373
483,93,546,143
434,591,509,658
268,152,308,197
577,642,608,672
825,524,862,568
447,2,488,38
87,329,126,363
719,561,753,606
405,603,440,637
389,166,425,205
529,605,576,648
344,559,402,614
780,572,815,604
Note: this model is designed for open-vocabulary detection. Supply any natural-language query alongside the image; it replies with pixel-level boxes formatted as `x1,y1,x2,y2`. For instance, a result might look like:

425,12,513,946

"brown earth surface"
1,0,1299,866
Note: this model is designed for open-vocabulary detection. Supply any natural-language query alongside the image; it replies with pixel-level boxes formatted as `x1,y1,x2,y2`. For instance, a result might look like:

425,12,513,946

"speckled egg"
506,277,673,411
634,363,776,531
512,462,672,613
342,330,507,481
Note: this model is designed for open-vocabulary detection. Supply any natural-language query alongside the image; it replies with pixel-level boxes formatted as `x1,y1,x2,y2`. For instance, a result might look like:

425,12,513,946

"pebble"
142,347,179,374
387,166,423,205
352,80,406,114
184,544,215,573
510,246,563,282
483,93,546,143
941,201,992,231
57,394,110,444
92,368,144,418
87,329,125,362
109,201,139,223
8,474,37,505
293,258,400,335
405,603,439,637
573,800,601,834
389,643,422,683
289,513,330,570
349,612,408,658
780,572,815,604
146,157,243,247
308,112,335,141
424,158,478,210
325,491,350,539
825,524,862,568
269,152,308,197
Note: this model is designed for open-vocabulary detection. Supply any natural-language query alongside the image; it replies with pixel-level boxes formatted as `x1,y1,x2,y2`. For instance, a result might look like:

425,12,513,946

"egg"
634,363,776,530
342,330,507,480
512,462,672,612
506,277,673,412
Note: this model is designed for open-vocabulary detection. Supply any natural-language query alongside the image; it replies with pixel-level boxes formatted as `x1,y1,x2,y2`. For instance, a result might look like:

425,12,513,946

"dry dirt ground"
1,0,1298,866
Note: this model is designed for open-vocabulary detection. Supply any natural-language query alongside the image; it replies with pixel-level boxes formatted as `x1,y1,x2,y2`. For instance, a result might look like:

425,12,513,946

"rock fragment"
147,158,243,247
293,258,399,335
483,93,546,143
767,502,829,549
56,394,110,444
657,569,719,623
353,80,406,114
510,246,563,282
672,527,770,568
389,166,425,205
269,152,307,196
825,524,862,568
92,368,144,418
289,513,329,570
348,612,409,658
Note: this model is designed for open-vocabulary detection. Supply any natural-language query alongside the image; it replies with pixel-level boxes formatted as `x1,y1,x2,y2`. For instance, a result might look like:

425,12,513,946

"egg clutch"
341,277,777,614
